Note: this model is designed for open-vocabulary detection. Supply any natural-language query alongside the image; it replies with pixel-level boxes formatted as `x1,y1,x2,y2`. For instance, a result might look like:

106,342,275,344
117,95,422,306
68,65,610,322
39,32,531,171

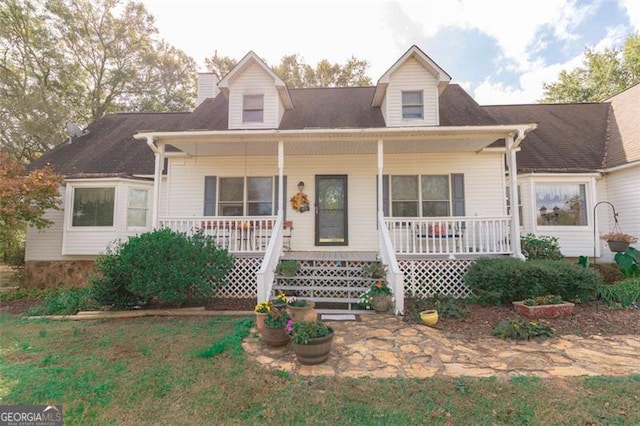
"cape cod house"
25,46,640,314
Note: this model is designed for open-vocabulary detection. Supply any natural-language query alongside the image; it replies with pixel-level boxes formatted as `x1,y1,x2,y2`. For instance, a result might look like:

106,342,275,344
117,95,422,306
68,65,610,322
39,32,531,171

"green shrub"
90,229,234,308
406,294,467,323
520,234,564,260
464,257,598,305
492,319,553,340
26,287,98,315
598,277,640,308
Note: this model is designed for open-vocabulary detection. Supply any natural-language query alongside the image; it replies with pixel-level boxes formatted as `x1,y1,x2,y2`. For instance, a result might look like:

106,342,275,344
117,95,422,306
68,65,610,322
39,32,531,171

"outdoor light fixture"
297,181,305,192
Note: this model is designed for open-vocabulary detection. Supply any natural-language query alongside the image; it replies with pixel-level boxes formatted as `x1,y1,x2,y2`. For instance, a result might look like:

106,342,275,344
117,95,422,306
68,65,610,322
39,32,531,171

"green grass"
1,315,639,425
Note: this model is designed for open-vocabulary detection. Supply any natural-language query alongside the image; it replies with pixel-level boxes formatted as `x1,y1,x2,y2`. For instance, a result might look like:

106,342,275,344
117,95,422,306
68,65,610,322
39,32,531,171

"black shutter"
274,175,287,219
451,173,465,216
204,176,217,216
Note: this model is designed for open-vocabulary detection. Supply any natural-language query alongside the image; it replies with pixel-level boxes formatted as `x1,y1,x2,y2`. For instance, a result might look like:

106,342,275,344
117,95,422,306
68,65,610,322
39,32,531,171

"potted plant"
287,320,334,365
275,259,301,277
286,295,315,321
600,232,638,253
360,279,393,313
362,261,387,279
254,301,272,331
271,291,288,309
261,307,291,347
513,294,575,319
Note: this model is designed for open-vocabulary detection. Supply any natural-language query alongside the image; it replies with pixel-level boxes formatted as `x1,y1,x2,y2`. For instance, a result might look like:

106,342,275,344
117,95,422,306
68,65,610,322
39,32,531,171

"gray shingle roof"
484,103,610,173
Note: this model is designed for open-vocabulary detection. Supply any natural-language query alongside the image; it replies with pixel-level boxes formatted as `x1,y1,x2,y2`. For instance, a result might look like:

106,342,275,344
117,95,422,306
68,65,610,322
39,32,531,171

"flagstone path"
242,313,640,379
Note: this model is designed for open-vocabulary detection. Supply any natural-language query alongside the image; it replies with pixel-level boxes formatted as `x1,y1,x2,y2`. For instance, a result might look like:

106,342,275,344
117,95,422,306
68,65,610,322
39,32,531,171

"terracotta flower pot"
291,329,334,365
286,301,316,321
261,326,290,347
254,312,267,331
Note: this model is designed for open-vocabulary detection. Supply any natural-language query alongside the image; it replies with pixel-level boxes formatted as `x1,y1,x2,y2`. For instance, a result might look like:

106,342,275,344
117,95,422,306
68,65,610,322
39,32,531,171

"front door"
315,175,348,246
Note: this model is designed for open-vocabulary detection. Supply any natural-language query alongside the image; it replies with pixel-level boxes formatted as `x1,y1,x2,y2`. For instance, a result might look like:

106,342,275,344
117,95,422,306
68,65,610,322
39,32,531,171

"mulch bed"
3,296,638,338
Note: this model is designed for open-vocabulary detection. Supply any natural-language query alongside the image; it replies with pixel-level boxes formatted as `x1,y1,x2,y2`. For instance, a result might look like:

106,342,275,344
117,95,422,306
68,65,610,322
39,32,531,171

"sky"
141,0,640,105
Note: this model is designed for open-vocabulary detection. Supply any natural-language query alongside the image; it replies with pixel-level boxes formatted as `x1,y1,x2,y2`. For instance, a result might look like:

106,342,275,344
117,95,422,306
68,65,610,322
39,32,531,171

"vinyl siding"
228,62,280,129
385,58,439,126
165,151,506,251
603,165,640,261
25,186,67,261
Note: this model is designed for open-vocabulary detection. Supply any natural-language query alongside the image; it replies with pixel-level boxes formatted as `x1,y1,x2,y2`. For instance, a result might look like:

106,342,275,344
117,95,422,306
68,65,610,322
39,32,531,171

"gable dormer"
218,51,294,130
372,45,451,127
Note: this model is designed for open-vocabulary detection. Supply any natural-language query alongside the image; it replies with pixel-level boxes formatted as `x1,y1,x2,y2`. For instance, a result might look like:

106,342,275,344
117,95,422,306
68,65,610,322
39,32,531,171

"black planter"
607,240,630,253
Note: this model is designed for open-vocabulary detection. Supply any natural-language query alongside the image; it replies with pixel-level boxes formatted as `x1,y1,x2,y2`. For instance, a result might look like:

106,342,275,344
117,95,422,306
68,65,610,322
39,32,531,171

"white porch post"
278,140,284,214
377,139,383,215
506,133,524,259
151,139,164,229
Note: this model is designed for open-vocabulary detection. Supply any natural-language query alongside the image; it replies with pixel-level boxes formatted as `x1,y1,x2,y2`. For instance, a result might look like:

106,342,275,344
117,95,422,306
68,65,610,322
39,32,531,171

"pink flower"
286,319,293,332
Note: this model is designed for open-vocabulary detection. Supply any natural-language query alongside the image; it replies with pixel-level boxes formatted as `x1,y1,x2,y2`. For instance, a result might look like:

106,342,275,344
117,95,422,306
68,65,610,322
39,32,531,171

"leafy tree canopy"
540,33,640,103
0,0,196,163
205,52,373,88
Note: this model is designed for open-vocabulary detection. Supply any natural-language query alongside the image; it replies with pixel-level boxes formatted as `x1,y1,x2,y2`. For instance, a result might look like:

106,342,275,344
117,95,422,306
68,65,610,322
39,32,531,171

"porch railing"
256,213,284,303
158,216,278,253
378,212,405,314
385,216,512,257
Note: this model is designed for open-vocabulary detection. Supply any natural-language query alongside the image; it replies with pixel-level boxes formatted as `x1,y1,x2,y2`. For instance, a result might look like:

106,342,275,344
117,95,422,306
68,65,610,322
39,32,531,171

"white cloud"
621,0,640,31
473,54,584,105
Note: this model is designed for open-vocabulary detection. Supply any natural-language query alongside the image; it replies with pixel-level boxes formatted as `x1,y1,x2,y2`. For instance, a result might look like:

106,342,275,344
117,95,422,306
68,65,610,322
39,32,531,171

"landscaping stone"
512,301,575,319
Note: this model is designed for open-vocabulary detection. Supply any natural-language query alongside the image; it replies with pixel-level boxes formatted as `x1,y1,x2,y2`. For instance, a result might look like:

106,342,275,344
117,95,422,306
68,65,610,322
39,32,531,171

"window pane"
392,201,418,217
243,110,263,122
402,106,423,119
248,177,272,201
422,175,449,200
248,202,273,216
72,188,115,227
402,91,422,105
243,95,264,123
422,201,450,217
128,209,147,227
219,178,243,201
535,183,587,226
391,176,418,200
220,204,243,216
129,188,148,208
244,95,263,109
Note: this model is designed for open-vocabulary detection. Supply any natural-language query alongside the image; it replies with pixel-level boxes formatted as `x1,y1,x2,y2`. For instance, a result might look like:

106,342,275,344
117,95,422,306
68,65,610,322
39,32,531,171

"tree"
541,33,640,103
0,151,63,262
0,0,197,163
205,52,373,88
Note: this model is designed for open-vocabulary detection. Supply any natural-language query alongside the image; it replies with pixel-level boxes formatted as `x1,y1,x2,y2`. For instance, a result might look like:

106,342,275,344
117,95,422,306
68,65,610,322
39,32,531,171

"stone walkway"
242,314,640,379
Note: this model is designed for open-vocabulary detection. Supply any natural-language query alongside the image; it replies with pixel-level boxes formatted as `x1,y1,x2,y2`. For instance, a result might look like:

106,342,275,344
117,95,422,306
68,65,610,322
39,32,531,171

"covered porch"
135,124,535,312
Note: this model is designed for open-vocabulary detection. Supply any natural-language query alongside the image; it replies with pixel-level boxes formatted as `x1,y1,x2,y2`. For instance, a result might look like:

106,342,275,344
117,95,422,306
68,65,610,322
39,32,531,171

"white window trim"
242,94,264,123
65,182,118,232
389,174,453,217
217,176,274,216
127,186,150,229
401,90,424,120
531,177,594,232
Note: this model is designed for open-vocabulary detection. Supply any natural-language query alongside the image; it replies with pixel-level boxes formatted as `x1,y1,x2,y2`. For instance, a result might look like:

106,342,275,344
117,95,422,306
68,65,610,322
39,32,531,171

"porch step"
272,253,383,311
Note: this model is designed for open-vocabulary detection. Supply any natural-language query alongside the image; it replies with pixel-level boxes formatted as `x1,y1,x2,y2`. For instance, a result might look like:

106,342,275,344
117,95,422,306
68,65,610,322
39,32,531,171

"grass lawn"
1,315,639,425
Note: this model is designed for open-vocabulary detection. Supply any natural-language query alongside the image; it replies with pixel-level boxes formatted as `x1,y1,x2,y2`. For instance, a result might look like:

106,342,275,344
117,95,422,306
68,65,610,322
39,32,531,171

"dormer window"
402,91,423,119
243,95,264,123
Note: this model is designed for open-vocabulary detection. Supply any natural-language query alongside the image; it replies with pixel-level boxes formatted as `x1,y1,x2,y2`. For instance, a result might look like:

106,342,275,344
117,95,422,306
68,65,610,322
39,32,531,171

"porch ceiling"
167,136,503,157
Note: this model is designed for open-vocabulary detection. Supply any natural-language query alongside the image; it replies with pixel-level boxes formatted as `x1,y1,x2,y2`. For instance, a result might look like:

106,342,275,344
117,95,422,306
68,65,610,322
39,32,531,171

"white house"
25,46,639,313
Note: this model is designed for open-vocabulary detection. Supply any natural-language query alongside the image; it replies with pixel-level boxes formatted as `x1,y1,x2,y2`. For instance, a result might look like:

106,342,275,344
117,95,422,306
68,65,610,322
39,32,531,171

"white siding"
603,165,640,261
384,58,439,127
517,175,600,258
165,151,506,251
227,62,280,129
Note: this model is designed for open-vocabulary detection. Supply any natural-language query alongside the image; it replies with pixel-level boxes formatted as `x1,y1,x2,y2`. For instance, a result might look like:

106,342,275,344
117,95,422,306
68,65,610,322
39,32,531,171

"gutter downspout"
507,129,526,260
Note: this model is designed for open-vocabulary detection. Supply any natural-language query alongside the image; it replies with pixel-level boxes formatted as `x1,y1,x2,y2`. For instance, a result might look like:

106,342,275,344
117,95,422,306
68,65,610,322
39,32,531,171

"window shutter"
375,175,390,217
204,176,217,216
274,175,287,219
451,174,465,216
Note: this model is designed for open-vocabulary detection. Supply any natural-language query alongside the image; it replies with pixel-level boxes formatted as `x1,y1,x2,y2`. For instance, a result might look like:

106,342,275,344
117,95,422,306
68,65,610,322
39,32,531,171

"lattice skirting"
398,259,474,299
214,257,262,298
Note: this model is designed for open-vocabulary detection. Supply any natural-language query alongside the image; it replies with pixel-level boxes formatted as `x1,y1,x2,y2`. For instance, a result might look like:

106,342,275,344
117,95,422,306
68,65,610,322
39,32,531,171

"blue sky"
142,0,639,104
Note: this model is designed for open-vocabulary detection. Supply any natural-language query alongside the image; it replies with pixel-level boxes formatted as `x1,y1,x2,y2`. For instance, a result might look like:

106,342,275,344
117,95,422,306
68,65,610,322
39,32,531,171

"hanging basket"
607,240,630,253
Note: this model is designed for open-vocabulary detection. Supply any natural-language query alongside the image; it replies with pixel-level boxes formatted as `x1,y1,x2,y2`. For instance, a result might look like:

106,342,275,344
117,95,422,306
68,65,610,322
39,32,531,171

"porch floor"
281,251,378,262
